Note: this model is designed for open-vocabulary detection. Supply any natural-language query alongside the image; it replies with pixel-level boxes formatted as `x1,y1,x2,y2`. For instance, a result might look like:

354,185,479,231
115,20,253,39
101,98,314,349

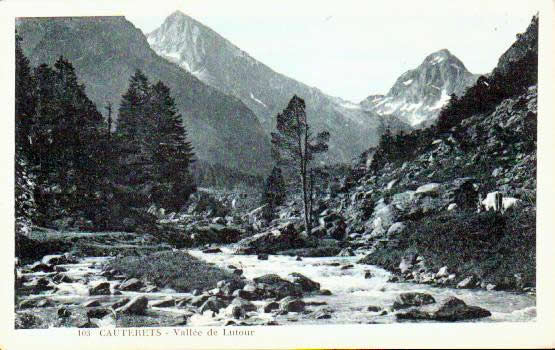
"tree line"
15,33,196,233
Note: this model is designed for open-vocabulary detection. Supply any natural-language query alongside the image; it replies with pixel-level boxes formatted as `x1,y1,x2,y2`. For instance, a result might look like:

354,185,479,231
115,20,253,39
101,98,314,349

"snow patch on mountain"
250,93,267,108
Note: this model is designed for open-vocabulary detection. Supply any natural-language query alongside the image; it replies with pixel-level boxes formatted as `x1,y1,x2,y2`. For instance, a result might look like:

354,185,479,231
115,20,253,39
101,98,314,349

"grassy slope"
108,250,239,292
361,207,536,289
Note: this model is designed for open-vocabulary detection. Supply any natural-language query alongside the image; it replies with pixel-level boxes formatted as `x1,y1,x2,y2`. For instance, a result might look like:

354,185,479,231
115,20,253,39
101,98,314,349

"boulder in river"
396,297,491,321
41,253,76,266
202,247,222,254
313,310,332,319
192,224,244,245
117,296,149,315
457,276,476,289
230,297,257,312
234,222,306,254
227,305,246,319
232,289,256,301
392,292,436,310
29,262,54,273
19,298,53,309
57,307,71,318
433,297,491,321
87,307,113,319
288,272,320,292
26,277,54,293
395,309,434,320
279,297,306,312
52,273,74,284
190,294,211,307
263,301,280,313
119,278,145,292
253,274,303,299
89,282,111,296
199,296,227,314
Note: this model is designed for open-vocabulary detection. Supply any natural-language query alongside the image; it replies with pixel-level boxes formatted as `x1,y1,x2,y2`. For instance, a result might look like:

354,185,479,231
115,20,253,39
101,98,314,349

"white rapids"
189,248,536,324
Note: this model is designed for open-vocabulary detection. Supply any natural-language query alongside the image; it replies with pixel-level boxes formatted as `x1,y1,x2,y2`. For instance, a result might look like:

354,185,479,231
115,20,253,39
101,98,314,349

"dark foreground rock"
396,297,491,321
392,292,436,310
433,297,492,321
117,296,148,315
253,274,304,299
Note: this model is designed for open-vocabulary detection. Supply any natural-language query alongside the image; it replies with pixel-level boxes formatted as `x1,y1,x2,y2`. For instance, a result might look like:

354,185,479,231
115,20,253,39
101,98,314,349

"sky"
127,0,539,103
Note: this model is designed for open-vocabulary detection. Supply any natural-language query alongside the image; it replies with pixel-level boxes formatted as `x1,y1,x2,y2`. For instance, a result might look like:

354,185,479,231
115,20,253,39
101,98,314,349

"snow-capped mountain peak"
361,49,479,127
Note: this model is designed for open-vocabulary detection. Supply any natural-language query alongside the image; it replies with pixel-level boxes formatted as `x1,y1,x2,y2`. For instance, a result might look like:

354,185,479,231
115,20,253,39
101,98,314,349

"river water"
17,248,536,327
189,247,536,324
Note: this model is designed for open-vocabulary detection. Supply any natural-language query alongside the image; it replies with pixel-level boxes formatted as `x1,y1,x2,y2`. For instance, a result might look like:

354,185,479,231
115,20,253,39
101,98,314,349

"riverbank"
358,208,536,294
14,227,536,329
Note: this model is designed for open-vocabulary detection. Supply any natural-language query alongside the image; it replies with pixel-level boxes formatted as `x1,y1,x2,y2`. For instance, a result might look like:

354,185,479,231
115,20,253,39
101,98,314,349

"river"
17,247,536,327
189,247,536,324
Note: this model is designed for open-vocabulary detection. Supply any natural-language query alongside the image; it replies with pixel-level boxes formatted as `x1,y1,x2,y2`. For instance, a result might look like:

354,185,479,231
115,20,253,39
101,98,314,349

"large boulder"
89,282,111,296
29,262,55,273
218,279,246,296
263,301,280,313
279,297,306,312
392,292,436,310
415,183,441,197
433,297,491,321
396,297,491,321
117,296,148,315
199,296,227,314
288,273,320,292
41,253,76,266
234,222,306,254
457,276,477,289
387,222,406,237
119,278,145,292
253,274,303,299
230,297,257,312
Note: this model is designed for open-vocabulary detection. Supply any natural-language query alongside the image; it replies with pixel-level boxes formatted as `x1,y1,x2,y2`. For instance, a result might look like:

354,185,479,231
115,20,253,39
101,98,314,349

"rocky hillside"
360,49,479,127
16,16,271,174
147,11,411,163
494,15,538,76
234,15,538,293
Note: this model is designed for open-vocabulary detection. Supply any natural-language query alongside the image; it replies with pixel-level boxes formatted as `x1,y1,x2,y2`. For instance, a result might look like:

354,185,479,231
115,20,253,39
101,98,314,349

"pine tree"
271,95,329,235
15,33,36,160
115,70,156,208
150,80,196,210
15,33,37,236
116,71,196,212
30,56,106,224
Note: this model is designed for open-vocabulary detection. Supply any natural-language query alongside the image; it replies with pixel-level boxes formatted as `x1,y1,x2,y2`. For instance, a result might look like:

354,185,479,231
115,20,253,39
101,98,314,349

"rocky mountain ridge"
16,16,272,174
147,11,412,164
360,49,479,127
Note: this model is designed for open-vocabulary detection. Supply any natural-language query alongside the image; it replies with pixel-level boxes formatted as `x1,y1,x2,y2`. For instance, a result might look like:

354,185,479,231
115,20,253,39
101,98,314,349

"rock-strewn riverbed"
15,240,536,328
